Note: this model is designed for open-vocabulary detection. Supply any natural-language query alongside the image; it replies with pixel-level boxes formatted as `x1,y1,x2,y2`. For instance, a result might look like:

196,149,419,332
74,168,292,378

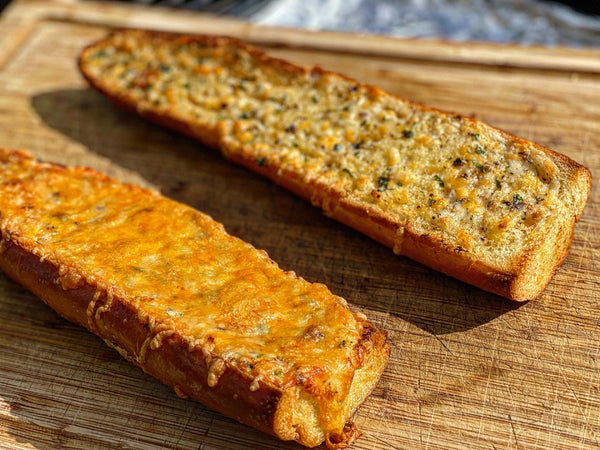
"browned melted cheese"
0,150,368,436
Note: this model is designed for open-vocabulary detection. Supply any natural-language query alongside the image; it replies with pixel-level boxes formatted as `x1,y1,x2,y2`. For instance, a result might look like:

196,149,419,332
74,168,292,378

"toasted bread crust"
0,149,389,448
79,30,592,300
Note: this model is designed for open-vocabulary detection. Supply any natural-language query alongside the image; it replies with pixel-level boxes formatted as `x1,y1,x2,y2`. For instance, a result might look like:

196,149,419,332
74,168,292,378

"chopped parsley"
92,50,109,59
341,168,354,178
158,63,171,73
507,193,525,210
256,157,267,167
378,176,389,191
475,144,486,155
434,174,445,187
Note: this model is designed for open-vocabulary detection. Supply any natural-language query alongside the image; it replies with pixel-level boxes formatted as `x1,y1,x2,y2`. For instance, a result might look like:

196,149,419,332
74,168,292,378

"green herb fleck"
256,157,267,167
92,50,109,59
468,132,480,140
402,129,414,139
378,176,389,191
360,119,368,127
513,193,523,203
495,178,502,189
473,161,484,171
342,168,354,178
475,144,486,155
312,95,319,104
333,143,343,152
428,198,437,206
238,111,251,119
342,103,352,111
274,370,283,376
434,175,445,187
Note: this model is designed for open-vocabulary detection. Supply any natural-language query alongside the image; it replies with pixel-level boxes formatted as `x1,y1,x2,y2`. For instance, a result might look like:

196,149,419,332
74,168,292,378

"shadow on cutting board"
30,88,524,336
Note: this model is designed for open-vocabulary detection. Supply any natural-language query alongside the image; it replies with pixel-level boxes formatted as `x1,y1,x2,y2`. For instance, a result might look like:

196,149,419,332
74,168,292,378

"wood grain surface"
0,1,599,449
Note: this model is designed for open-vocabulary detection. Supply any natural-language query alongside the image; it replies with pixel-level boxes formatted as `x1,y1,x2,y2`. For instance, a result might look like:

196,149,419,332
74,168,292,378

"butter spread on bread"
79,30,592,300
0,149,389,448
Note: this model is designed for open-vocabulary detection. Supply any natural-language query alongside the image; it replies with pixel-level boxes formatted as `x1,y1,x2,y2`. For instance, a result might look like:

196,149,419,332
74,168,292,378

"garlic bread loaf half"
0,149,389,448
79,30,592,300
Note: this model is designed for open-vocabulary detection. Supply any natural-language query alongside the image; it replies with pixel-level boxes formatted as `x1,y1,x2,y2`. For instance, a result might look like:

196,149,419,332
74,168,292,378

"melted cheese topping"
82,31,564,269
0,150,367,435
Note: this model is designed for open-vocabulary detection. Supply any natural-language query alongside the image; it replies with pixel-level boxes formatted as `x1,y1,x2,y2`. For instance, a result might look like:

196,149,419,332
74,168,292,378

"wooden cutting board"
0,1,599,448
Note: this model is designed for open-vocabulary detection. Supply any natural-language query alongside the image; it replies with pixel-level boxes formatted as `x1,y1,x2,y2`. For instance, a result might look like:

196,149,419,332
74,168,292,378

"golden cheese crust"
0,149,389,448
79,29,592,300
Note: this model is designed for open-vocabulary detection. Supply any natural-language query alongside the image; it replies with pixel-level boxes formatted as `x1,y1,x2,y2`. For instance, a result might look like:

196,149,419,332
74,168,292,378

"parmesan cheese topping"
0,150,367,434
82,31,563,269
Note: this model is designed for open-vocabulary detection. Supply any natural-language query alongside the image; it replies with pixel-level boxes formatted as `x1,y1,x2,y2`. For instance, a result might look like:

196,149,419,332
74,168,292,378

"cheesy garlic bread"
0,149,389,448
78,30,592,301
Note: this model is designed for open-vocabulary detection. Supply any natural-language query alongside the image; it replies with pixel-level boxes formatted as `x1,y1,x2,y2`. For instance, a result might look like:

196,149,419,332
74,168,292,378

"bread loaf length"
79,29,592,301
0,149,390,448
